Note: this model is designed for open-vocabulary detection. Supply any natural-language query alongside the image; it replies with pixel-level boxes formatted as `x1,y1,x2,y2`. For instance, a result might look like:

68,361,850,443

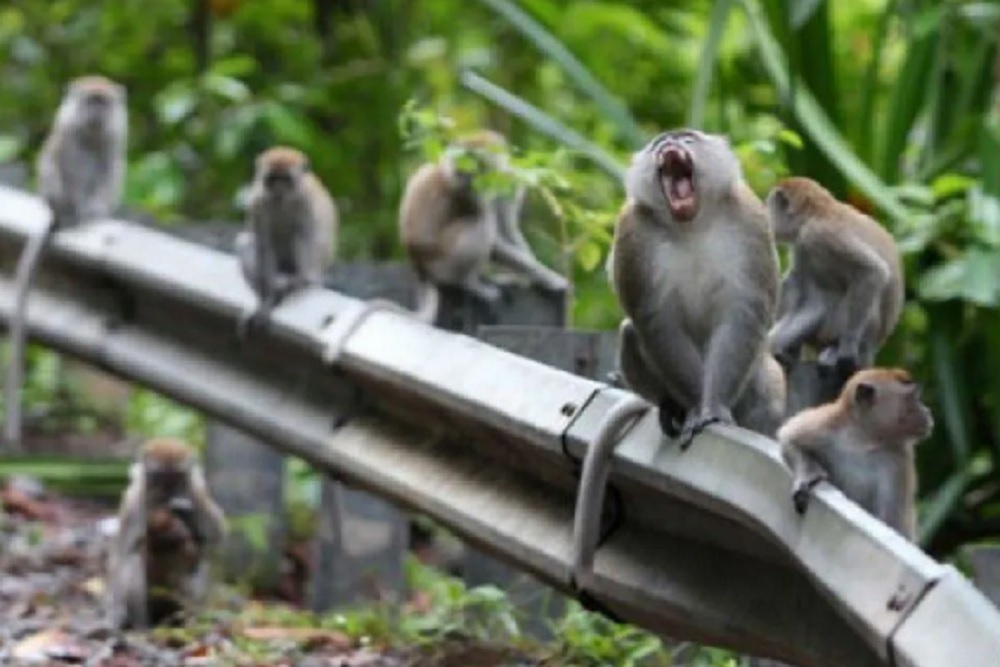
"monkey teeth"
657,148,697,221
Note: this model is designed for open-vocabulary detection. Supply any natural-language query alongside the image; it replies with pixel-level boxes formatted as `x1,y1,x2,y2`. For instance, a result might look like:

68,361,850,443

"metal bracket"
319,298,416,365
569,394,649,594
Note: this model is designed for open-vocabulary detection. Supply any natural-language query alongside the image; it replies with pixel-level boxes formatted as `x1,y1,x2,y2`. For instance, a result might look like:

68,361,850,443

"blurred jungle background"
0,0,999,664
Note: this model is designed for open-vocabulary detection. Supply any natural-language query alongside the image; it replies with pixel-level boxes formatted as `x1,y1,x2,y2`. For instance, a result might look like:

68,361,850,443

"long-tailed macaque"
779,368,932,540
609,129,785,447
107,437,226,629
235,146,338,336
3,76,127,449
766,177,904,388
398,130,569,323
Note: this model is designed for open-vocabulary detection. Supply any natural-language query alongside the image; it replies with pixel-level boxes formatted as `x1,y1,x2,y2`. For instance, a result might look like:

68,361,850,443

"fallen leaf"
241,625,351,649
1,486,57,522
80,576,105,598
12,628,87,663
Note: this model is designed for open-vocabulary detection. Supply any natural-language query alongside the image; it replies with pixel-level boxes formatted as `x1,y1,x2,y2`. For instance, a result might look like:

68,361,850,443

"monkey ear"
772,189,788,210
854,382,876,407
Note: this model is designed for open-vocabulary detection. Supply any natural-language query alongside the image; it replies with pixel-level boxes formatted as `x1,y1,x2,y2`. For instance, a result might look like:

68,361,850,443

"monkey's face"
627,129,741,224
256,147,311,201
66,79,126,136
854,374,934,442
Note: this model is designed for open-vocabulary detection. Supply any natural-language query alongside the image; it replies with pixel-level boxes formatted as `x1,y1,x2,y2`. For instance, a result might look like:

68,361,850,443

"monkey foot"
677,414,722,450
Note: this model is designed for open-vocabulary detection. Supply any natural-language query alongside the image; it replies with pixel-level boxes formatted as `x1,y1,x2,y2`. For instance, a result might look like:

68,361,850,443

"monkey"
235,146,338,336
608,129,786,448
2,76,127,450
766,177,904,389
778,368,933,540
398,130,570,323
106,437,227,629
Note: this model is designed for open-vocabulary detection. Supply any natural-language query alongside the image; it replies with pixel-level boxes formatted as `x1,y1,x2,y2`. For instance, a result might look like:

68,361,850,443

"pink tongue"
674,176,693,199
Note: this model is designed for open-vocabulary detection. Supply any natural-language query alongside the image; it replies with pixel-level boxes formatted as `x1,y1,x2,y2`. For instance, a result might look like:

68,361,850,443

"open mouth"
657,145,697,221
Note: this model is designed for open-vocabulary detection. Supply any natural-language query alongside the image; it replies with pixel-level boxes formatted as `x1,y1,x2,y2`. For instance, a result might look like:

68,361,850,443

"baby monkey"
779,368,933,540
235,146,338,336
107,437,227,629
398,130,569,323
767,177,903,388
4,75,127,449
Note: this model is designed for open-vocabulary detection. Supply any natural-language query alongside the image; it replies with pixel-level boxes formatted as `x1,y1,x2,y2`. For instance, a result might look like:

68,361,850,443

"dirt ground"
0,477,537,667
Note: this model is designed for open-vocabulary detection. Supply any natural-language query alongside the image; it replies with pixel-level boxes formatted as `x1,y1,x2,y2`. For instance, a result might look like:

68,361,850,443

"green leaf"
261,102,313,147
930,173,976,200
209,54,257,78
790,0,824,29
156,86,197,126
460,70,625,180
0,135,23,163
477,0,643,146
577,240,603,272
776,128,804,150
202,73,251,103
741,0,910,224
688,0,732,129
918,249,1000,306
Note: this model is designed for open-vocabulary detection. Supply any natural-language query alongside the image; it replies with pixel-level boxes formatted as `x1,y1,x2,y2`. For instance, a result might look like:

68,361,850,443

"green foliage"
0,0,997,621
125,388,205,449
549,603,670,666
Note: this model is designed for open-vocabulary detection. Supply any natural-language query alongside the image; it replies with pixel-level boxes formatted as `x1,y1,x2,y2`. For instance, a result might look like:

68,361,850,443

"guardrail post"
204,420,286,591
963,544,1000,610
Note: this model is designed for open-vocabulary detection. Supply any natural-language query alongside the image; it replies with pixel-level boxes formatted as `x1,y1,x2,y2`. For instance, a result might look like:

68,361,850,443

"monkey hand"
792,473,828,514
678,406,734,450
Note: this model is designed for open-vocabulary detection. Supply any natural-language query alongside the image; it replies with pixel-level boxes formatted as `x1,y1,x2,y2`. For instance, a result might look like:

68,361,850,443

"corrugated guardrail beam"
0,183,997,666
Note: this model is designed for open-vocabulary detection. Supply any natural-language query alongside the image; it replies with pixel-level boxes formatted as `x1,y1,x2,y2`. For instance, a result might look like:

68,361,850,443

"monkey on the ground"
779,367,932,540
106,437,227,629
766,177,904,389
398,130,570,323
235,146,338,336
608,128,786,447
3,75,127,449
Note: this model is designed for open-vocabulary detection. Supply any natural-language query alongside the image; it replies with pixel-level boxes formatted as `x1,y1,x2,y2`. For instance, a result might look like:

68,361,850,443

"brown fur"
106,437,226,629
768,177,904,382
779,367,932,540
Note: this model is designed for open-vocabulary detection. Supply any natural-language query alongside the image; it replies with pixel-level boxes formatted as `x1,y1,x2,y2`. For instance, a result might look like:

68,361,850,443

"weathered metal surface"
963,544,1000,610
892,567,1000,666
478,326,618,382
0,184,998,666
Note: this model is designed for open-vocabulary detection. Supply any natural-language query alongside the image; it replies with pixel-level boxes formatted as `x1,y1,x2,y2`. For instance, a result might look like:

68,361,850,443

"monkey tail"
413,278,440,325
3,219,57,450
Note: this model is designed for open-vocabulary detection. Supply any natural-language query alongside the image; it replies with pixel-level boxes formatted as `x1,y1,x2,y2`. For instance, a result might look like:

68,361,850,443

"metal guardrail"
0,183,997,666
